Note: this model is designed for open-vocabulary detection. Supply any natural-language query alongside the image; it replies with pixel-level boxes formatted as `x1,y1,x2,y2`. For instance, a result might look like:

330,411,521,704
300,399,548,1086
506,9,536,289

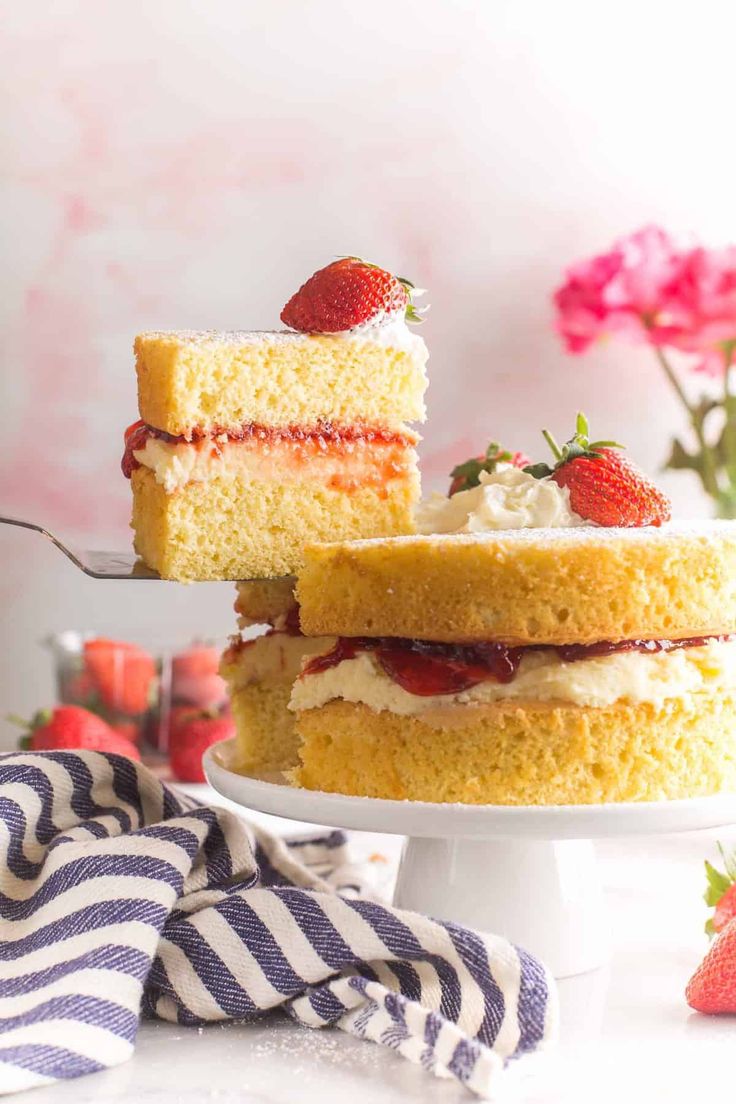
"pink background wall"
2,0,734,739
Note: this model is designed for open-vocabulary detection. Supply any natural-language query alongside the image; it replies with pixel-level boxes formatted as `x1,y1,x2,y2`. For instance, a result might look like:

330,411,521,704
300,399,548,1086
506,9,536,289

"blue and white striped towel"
0,750,557,1097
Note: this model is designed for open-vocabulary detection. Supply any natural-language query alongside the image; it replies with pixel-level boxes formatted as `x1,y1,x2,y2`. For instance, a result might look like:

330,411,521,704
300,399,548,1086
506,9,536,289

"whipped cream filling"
134,434,417,495
415,465,587,534
289,638,736,715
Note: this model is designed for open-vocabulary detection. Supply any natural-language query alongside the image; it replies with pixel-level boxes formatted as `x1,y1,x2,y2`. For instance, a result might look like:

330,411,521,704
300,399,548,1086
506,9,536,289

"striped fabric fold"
0,750,557,1097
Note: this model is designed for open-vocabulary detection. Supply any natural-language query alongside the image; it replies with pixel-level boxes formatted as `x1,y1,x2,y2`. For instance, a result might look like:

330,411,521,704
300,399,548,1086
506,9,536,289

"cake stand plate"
204,739,736,978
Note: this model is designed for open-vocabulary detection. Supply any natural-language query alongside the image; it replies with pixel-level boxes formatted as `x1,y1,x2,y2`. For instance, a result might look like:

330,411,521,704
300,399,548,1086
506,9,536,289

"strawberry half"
84,638,157,716
280,257,426,334
527,413,671,527
14,705,141,760
448,443,532,497
686,917,736,1014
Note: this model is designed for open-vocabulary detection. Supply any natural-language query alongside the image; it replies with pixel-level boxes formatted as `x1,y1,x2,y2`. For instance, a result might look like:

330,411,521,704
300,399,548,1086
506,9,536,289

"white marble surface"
24,794,736,1104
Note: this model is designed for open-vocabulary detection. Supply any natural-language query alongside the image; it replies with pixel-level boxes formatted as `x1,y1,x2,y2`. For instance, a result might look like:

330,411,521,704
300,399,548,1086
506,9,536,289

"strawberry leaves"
449,442,519,496
524,412,625,480
704,843,736,936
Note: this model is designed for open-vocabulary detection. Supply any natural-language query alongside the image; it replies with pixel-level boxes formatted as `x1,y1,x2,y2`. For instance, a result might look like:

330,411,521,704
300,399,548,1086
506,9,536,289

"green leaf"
704,859,732,906
576,411,589,439
450,458,484,481
664,437,703,474
718,841,736,883
691,397,719,432
523,462,554,480
449,442,514,493
562,441,588,463
405,302,428,325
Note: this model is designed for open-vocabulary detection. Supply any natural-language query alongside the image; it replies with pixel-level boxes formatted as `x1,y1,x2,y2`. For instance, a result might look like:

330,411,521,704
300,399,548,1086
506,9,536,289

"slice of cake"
122,258,429,581
220,580,334,776
289,418,736,805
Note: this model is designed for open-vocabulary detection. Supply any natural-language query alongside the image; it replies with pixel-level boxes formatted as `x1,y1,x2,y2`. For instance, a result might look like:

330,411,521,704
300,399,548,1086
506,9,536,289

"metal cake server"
0,515,162,580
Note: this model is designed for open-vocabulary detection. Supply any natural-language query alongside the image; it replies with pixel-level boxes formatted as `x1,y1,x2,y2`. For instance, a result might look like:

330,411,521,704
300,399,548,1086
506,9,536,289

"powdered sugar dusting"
312,519,736,553
136,318,425,355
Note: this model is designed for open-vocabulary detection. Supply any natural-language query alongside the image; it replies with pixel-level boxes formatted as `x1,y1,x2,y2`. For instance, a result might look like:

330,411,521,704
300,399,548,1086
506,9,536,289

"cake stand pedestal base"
394,836,604,978
204,739,736,979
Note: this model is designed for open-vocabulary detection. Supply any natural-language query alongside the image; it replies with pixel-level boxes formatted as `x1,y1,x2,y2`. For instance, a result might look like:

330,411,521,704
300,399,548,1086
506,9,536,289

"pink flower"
656,246,736,370
554,226,682,353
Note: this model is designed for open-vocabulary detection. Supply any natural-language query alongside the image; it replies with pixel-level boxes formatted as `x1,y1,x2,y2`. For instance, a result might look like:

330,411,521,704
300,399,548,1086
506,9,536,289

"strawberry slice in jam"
377,641,521,695
304,638,523,696
121,420,150,477
302,632,735,697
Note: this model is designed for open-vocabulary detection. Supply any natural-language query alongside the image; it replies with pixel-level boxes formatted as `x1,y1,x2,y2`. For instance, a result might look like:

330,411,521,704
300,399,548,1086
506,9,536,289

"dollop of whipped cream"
331,312,425,353
415,464,588,534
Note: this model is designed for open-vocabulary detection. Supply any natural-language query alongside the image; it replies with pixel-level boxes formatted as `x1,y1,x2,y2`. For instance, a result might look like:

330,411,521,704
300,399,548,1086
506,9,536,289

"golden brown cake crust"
296,523,736,644
135,330,428,435
293,694,736,804
234,578,297,626
131,466,419,582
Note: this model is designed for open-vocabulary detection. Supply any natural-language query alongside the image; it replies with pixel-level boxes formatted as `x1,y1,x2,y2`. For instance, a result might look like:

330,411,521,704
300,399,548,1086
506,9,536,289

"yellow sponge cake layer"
132,466,418,581
221,631,333,774
135,328,428,436
234,578,297,627
229,682,299,776
293,694,736,804
297,523,736,645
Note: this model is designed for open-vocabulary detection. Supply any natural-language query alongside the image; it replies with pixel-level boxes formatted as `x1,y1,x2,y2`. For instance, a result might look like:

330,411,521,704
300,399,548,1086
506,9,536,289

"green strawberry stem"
533,413,624,478
6,713,29,729
542,429,563,461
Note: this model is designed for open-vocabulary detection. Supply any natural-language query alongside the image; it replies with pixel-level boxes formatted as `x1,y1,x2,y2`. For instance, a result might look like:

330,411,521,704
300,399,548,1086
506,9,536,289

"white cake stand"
203,738,736,978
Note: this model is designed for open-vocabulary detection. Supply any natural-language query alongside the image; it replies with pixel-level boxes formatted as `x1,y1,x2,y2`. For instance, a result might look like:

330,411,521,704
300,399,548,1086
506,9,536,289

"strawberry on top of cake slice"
122,257,429,582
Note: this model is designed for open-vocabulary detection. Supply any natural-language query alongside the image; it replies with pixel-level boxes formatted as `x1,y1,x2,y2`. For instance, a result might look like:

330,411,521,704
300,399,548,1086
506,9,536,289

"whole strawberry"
171,643,227,709
280,257,426,334
448,442,532,497
84,638,157,716
703,843,736,936
169,711,234,783
527,413,671,527
686,917,736,1014
16,705,141,760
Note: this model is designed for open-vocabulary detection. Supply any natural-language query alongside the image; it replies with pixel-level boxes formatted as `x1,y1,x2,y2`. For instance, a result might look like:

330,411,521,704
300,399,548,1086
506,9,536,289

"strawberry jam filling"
302,633,736,697
121,419,415,478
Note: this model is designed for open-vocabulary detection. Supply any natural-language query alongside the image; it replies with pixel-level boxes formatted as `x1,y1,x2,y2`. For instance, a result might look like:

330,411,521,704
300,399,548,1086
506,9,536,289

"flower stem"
653,346,692,414
721,346,736,506
653,346,720,499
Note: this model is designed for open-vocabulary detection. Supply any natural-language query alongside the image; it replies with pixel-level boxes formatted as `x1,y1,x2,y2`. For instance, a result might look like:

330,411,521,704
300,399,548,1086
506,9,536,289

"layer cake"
122,260,429,581
291,523,736,804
